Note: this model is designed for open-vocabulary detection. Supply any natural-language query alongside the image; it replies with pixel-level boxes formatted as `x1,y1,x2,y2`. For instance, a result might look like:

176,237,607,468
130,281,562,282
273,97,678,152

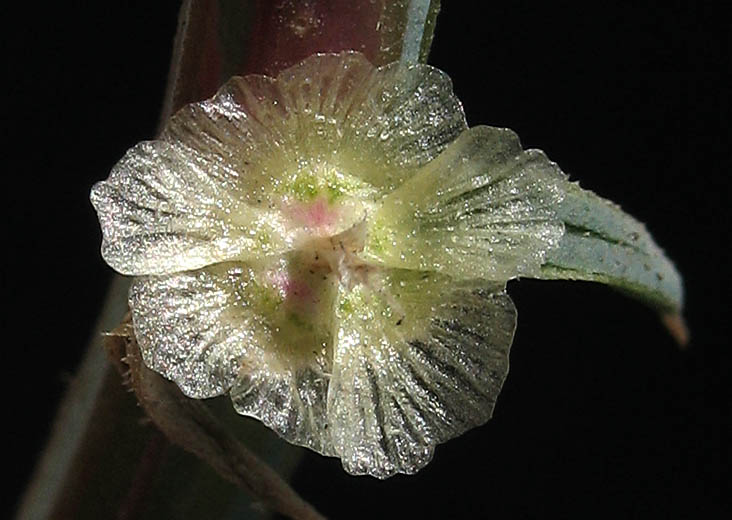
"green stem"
401,0,439,64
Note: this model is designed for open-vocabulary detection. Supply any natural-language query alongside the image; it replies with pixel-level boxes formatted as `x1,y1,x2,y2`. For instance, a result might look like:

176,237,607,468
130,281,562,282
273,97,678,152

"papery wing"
327,269,516,477
91,141,289,275
364,126,567,280
131,259,338,455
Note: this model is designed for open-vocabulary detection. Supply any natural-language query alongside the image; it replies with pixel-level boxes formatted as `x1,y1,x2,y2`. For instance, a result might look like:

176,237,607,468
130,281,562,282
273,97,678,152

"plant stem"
108,317,326,520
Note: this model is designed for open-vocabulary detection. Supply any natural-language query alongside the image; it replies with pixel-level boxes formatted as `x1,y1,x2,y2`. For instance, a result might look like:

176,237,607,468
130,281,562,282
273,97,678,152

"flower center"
250,220,379,369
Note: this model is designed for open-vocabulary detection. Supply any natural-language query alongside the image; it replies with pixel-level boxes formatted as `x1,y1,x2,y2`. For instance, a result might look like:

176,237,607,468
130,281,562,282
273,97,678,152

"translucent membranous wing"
169,51,467,198
130,258,338,455
327,270,516,477
325,55,468,193
92,52,468,277
90,141,291,276
364,126,567,281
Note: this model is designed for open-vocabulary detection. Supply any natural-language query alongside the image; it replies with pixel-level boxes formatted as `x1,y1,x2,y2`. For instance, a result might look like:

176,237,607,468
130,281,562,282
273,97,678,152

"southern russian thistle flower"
91,52,680,478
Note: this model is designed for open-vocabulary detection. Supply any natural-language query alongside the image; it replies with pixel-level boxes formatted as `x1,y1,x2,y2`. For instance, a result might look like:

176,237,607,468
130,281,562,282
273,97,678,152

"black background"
5,2,729,518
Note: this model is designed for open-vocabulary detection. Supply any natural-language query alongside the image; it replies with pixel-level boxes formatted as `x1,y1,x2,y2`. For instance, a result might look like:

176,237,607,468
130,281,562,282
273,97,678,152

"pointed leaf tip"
661,312,690,349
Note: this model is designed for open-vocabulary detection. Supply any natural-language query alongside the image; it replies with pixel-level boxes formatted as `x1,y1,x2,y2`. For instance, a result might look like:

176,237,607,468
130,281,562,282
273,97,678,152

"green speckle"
325,171,369,203
286,311,314,332
248,282,283,315
290,174,319,201
339,298,354,315
256,231,271,248
366,218,391,255
280,167,374,204
369,233,385,254
326,182,344,203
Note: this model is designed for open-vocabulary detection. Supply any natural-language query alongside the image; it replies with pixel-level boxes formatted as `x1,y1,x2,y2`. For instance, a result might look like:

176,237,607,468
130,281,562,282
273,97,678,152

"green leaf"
537,182,685,340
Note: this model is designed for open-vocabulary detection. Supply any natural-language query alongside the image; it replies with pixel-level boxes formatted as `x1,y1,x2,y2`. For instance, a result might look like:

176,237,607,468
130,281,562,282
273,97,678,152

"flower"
91,51,568,478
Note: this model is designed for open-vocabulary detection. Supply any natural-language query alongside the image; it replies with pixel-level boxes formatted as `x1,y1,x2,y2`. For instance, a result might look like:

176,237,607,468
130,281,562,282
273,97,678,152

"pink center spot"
286,197,339,232
268,271,315,306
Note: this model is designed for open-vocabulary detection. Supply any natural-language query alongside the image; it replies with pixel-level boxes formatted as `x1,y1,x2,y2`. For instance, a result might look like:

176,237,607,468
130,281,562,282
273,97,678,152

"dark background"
5,2,729,518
